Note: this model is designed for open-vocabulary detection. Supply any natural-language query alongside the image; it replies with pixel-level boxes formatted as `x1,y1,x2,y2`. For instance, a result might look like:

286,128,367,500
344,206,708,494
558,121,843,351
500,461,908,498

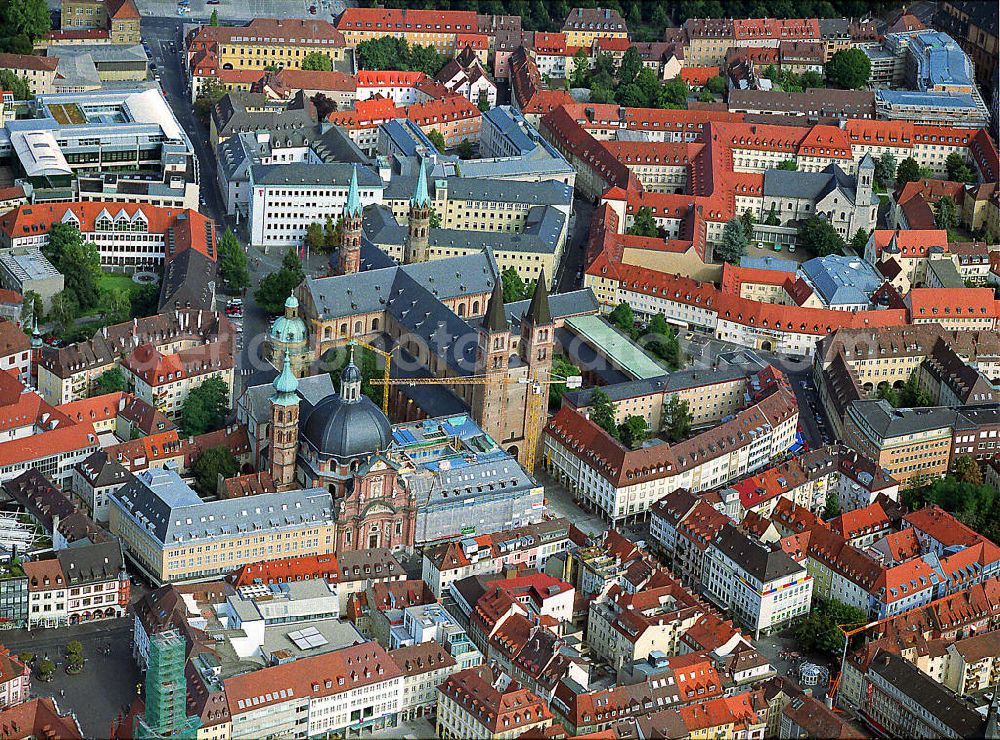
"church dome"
270,313,307,345
301,395,390,460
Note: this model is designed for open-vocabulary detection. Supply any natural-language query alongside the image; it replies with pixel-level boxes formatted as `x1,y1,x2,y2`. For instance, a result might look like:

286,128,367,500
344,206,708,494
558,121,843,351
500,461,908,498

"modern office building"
0,88,198,208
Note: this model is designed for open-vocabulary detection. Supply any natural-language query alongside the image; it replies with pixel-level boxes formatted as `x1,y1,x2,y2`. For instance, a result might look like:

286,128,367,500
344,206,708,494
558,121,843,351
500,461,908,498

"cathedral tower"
472,280,511,447
404,161,431,264
338,164,362,275
269,355,300,490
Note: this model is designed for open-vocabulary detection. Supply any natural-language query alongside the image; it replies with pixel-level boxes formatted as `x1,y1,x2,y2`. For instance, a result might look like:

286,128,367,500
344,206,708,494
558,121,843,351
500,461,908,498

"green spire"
272,354,299,404
412,160,430,208
345,164,361,218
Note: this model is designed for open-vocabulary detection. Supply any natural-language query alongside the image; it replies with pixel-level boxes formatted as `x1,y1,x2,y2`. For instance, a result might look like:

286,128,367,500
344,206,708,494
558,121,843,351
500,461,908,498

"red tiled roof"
336,7,478,33
680,66,720,86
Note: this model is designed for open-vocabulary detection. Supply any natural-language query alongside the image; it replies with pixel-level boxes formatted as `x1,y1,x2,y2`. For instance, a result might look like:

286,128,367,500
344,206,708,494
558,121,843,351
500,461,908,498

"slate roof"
383,174,572,207
159,248,217,312
505,288,598,333
868,649,985,737
250,161,381,188
713,523,804,583
57,540,123,586
112,467,334,546
800,255,883,306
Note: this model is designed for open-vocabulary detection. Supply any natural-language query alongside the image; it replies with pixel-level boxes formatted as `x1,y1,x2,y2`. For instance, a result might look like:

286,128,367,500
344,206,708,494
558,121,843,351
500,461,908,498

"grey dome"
341,361,362,386
301,394,390,460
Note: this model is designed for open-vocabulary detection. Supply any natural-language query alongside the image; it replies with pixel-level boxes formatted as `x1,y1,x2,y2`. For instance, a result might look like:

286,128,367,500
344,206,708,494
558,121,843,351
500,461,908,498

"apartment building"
186,18,350,78
0,648,28,710
843,401,957,485
683,17,821,66
437,665,553,740
860,651,986,738
121,341,234,420
0,54,60,96
544,388,798,526
109,467,336,585
389,642,459,721
38,309,233,405
560,7,628,48
420,518,572,599
586,578,704,671
335,8,480,56
4,88,198,209
701,524,813,639
225,642,403,738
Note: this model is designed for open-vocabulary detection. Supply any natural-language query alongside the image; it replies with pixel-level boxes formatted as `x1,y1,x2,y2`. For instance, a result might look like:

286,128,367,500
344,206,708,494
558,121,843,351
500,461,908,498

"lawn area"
97,272,139,295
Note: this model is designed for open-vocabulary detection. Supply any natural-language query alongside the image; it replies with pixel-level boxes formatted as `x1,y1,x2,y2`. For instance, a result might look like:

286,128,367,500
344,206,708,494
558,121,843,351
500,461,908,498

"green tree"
798,216,845,257
935,195,957,231
618,46,642,85
951,454,983,486
607,302,634,333
876,383,899,407
660,77,689,108
800,70,825,89
0,69,32,101
795,599,867,656
20,290,42,329
217,228,249,293
304,222,325,252
777,159,798,171
896,156,921,184
706,75,727,95
823,491,840,519
60,240,102,312
192,446,239,495
717,218,748,263
37,658,55,680
48,290,78,336
92,367,126,396
407,44,445,75
130,281,160,319
570,48,590,88
588,388,619,439
427,129,447,153
549,354,581,409
104,287,131,324
457,138,475,160
697,89,715,103
65,641,83,658
3,0,50,42
501,266,528,302
827,48,871,89
181,377,230,436
946,152,976,183
357,37,408,70
740,209,756,241
849,228,870,255
627,206,660,237
662,394,692,442
209,8,219,25
281,246,304,282
194,78,228,118
323,216,342,252
301,52,333,71
429,209,442,228
477,92,490,113
903,475,1000,544
875,152,897,189
899,371,934,408
619,415,648,448
765,204,780,226
255,247,304,314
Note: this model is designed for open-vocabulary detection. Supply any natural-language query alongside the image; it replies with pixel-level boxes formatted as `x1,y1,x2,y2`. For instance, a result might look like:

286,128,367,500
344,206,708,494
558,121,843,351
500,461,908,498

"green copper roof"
345,164,361,218
272,355,299,403
412,160,430,208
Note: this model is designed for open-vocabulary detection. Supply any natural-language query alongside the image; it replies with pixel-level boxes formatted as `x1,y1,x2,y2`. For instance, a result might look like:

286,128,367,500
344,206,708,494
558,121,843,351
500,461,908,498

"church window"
324,327,332,340
354,320,362,333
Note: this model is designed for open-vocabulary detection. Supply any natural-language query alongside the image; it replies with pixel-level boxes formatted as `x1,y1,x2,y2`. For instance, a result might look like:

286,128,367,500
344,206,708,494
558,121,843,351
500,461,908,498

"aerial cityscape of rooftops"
0,0,995,737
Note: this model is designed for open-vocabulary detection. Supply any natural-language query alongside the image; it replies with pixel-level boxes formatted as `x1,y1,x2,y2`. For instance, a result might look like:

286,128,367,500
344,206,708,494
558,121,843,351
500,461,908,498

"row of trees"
0,0,50,55
255,247,305,315
607,302,682,369
875,371,934,408
794,598,867,656
903,458,1000,545
587,385,693,448
218,228,250,294
181,377,231,437
356,37,448,76
571,48,690,109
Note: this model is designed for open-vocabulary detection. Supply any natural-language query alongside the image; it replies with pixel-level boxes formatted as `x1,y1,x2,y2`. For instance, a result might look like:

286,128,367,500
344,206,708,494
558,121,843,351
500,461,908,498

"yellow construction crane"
344,339,398,416
370,370,581,474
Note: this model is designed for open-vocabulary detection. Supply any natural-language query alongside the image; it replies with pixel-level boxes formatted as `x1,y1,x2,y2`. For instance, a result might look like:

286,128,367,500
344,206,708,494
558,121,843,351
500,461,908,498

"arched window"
354,320,362,333
473,300,480,314
372,318,380,331
323,326,332,340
